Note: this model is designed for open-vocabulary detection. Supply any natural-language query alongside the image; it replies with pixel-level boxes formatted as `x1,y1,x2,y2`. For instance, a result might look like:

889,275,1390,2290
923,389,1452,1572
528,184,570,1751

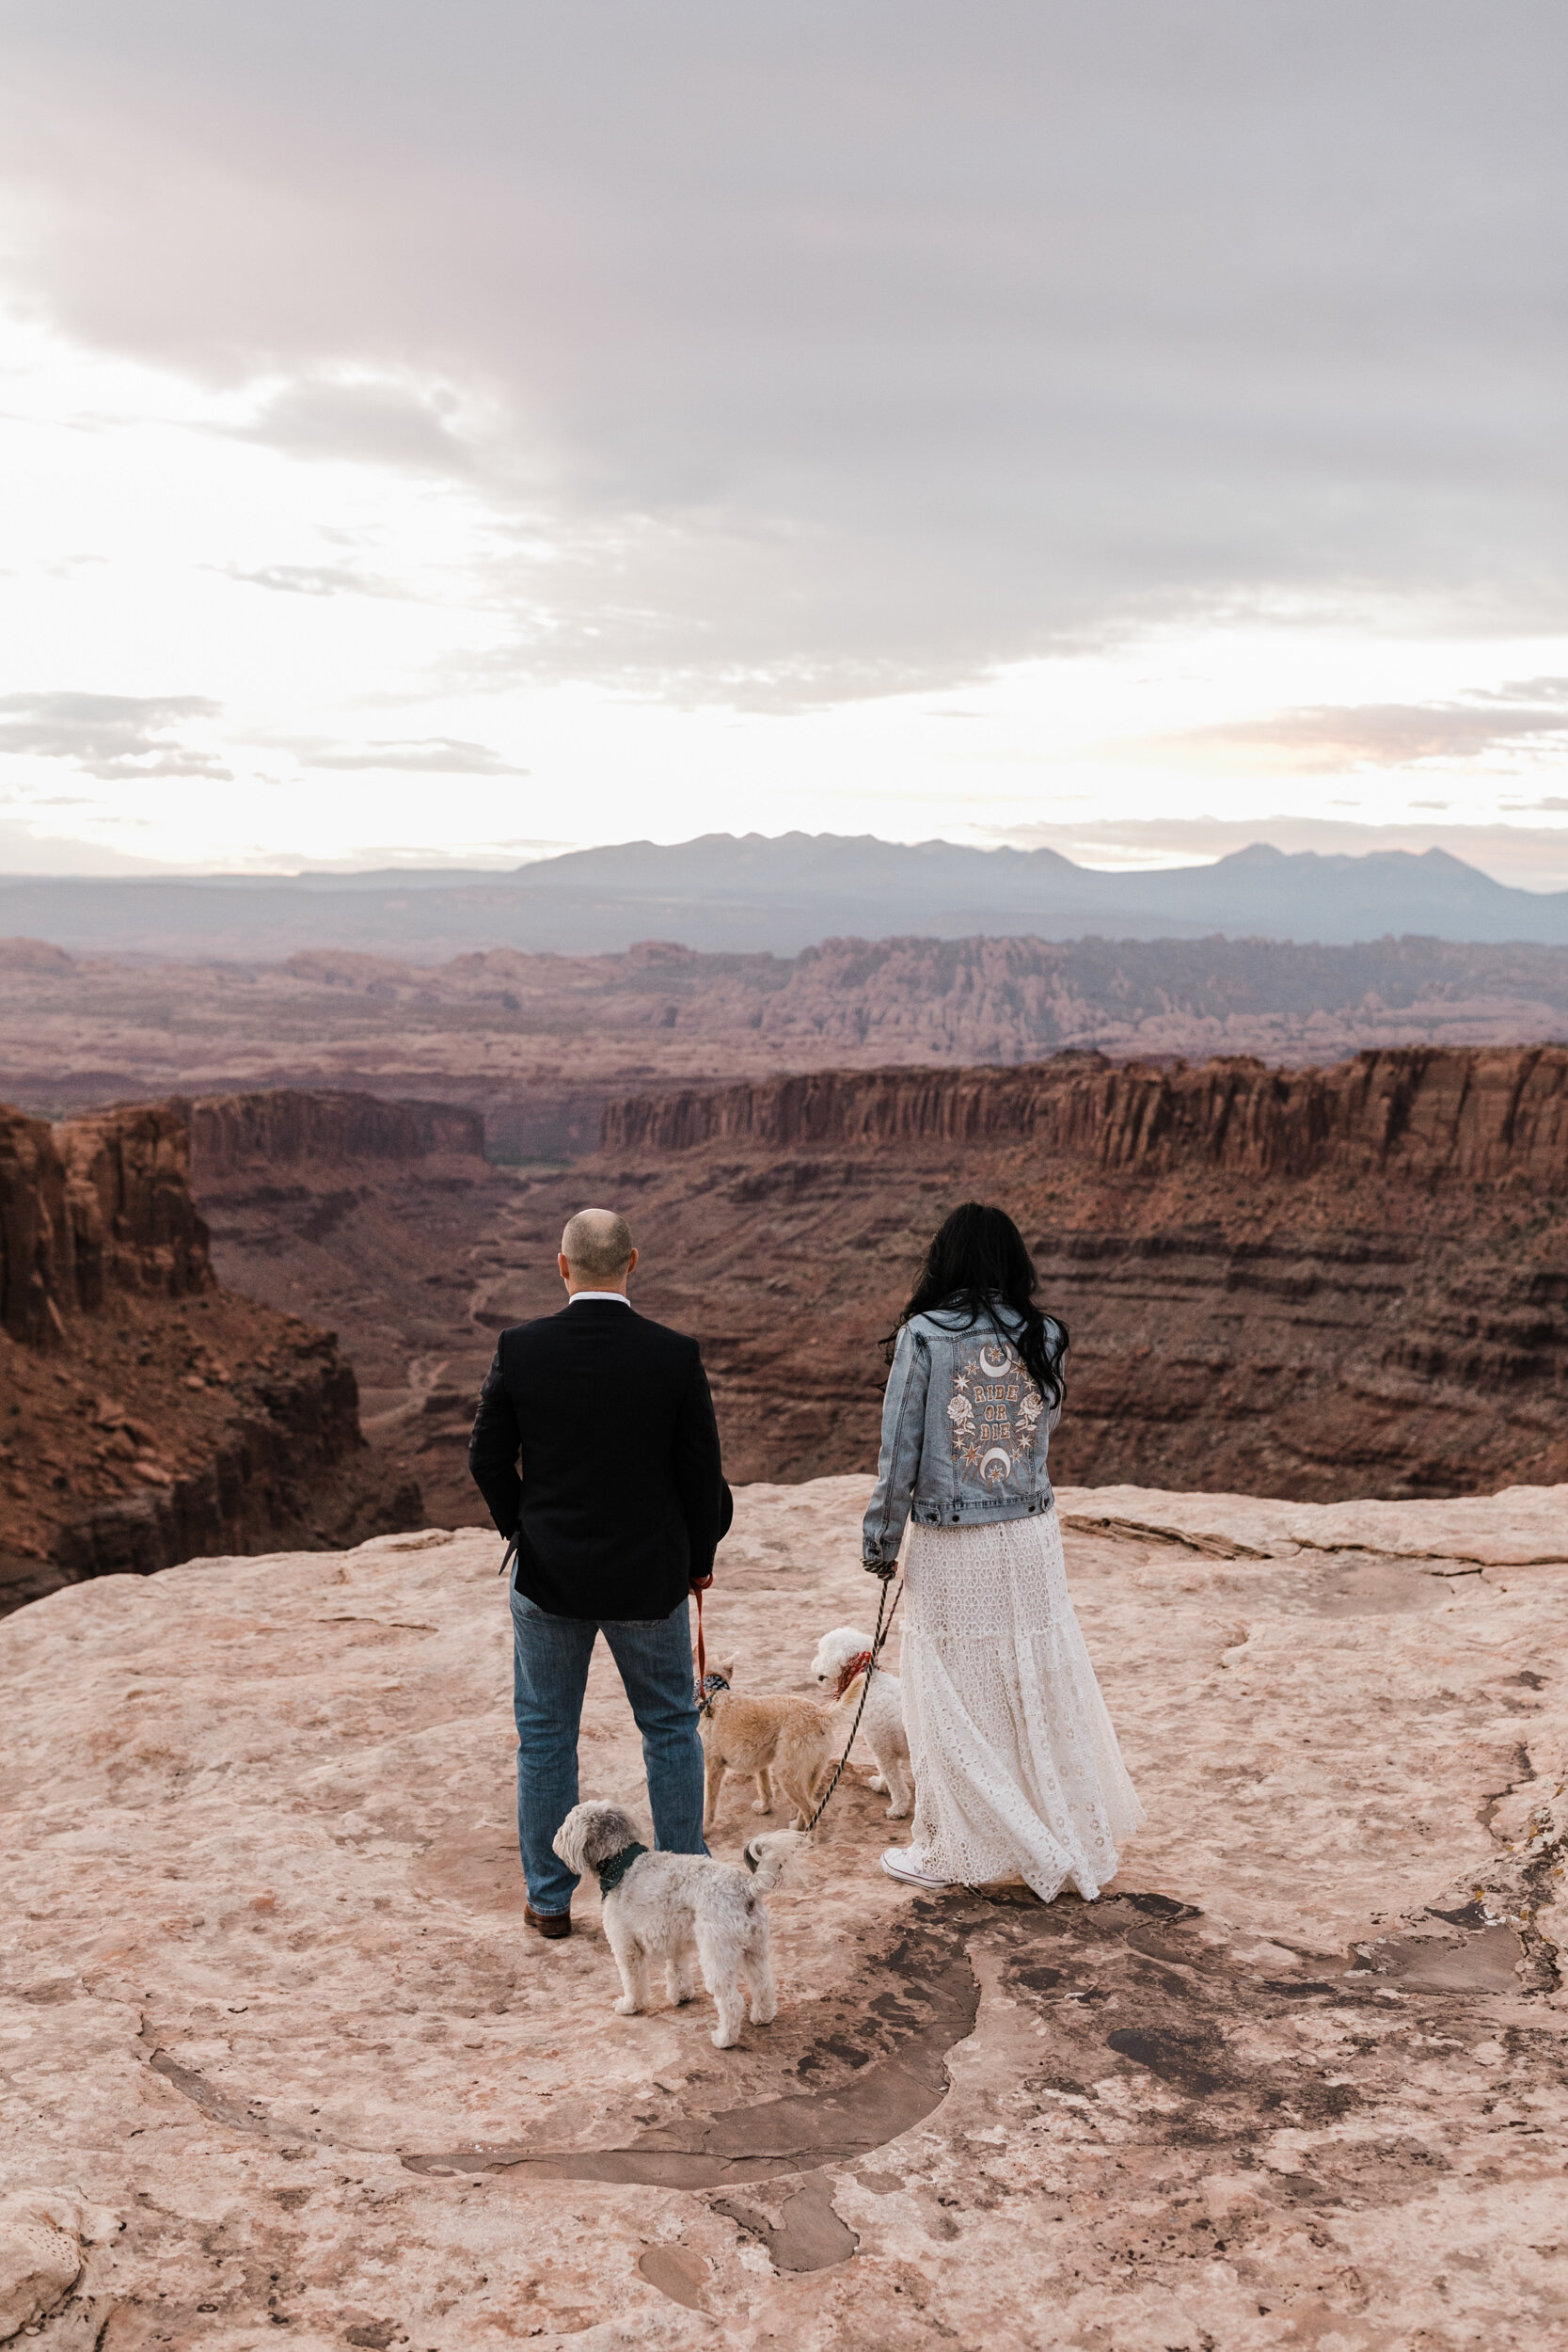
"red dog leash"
692,1575,711,1686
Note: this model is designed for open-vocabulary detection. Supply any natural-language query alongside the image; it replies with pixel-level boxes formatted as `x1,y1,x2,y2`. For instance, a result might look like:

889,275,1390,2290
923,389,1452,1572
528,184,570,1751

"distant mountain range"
5,832,1568,959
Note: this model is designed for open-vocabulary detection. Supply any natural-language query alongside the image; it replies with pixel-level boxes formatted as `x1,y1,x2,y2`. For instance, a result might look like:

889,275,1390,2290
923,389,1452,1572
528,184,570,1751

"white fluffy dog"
552,1800,781,2050
810,1626,914,1819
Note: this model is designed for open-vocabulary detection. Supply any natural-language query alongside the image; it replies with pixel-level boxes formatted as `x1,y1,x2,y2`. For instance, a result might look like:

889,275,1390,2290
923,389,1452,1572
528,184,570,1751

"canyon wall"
0,1099,420,1613
12,1048,1563,1551
475,1044,1568,1502
1,1103,211,1344
183,1088,484,1179
179,1089,518,1534
603,1044,1568,1187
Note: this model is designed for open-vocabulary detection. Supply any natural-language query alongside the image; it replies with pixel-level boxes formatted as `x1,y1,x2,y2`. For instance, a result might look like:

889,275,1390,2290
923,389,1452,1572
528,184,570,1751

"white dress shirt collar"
567,1290,631,1306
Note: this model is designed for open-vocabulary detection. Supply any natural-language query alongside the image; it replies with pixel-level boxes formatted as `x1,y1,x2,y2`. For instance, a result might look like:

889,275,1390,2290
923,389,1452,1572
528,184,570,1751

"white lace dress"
898,1510,1143,1899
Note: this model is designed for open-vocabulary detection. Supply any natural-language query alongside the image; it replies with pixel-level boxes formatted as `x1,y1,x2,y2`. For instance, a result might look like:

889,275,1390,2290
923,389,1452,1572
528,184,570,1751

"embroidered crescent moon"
979,1446,1012,1481
978,1344,1012,1377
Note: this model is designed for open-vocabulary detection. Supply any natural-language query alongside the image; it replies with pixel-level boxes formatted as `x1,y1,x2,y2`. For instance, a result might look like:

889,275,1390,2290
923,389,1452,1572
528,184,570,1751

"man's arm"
468,1340,522,1538
673,1347,724,1586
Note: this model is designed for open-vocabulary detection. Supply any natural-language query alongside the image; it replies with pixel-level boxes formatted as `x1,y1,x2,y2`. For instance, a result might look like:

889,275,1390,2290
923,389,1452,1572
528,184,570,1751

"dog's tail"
742,1829,809,1891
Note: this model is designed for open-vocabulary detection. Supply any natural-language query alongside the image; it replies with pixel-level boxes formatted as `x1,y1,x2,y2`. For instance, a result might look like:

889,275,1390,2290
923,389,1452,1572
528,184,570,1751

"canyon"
0,1096,424,1614
507,1043,1568,1501
141,1045,1568,1535
184,1088,515,1537
5,1033,1565,1604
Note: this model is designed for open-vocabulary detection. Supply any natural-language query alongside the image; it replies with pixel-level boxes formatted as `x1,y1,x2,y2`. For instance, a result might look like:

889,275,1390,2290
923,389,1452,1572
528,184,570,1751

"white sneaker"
880,1848,956,1890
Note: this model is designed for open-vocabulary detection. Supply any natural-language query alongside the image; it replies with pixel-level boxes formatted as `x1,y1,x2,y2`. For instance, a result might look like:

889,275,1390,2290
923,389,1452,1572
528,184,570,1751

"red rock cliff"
183,1089,485,1181
602,1046,1568,1186
0,1099,420,1612
1,1104,210,1344
570,1043,1568,1502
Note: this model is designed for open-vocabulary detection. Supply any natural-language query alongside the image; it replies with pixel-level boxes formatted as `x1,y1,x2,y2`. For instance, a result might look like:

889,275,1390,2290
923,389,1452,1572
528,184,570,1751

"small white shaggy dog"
810,1626,914,1819
552,1799,781,2049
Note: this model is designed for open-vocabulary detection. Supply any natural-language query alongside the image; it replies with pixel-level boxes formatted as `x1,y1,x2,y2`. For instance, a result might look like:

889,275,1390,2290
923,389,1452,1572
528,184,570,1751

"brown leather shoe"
525,1904,571,1940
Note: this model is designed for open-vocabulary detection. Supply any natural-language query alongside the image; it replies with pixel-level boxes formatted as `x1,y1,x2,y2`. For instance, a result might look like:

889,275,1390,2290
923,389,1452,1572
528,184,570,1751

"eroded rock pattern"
602,1043,1568,1181
168,1048,1568,1518
3,1476,1564,2346
457,1050,1568,1505
0,1102,420,1613
10,938,1568,1152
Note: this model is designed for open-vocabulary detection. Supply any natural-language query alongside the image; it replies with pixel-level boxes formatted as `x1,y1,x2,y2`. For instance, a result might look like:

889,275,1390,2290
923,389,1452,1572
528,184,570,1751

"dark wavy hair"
882,1201,1068,1407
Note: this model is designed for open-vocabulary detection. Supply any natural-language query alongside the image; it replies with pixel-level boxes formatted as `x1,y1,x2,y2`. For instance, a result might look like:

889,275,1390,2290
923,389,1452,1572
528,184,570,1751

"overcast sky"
1,0,1565,878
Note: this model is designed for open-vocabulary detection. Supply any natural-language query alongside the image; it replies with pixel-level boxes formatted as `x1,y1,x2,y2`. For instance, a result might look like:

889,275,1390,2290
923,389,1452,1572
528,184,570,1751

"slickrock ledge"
1055,1480,1568,1567
3,1476,1566,2348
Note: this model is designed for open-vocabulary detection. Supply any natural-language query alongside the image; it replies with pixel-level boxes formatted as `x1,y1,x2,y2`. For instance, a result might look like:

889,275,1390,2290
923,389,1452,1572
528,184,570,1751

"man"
468,1207,728,1939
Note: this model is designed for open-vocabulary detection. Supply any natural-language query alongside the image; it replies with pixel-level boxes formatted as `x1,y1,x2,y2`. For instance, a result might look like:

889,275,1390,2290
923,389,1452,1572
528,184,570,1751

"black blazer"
467,1300,727,1621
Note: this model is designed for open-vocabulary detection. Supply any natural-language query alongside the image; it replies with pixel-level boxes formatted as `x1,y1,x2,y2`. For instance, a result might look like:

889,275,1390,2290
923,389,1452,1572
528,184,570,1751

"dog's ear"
581,1803,638,1866
717,1657,736,1683
552,1805,588,1877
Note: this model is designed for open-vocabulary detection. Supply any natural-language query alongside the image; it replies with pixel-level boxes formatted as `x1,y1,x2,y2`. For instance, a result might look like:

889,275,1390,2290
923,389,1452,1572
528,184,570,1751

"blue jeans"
509,1584,707,1915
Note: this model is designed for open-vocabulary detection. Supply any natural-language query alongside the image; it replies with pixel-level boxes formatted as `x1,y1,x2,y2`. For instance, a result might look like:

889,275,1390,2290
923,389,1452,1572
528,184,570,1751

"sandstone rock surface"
0,2189,119,2340
1056,1480,1568,1566
4,1476,1566,2347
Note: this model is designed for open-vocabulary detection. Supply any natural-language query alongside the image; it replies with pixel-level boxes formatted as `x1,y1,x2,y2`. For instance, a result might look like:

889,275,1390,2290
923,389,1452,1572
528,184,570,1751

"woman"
863,1202,1142,1898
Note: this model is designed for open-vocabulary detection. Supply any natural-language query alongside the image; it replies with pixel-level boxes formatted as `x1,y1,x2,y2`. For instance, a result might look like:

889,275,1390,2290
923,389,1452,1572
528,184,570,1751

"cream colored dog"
810,1625,914,1819
697,1657,847,1833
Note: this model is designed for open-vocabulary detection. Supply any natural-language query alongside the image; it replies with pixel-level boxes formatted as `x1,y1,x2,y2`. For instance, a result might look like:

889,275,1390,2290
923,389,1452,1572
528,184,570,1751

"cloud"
0,3,1563,698
236,378,479,475
223,562,402,598
0,818,177,875
293,736,530,776
1120,684,1568,776
0,691,231,780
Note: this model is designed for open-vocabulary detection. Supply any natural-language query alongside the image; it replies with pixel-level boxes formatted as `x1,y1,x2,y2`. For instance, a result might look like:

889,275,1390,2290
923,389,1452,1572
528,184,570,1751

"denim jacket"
862,1300,1064,1568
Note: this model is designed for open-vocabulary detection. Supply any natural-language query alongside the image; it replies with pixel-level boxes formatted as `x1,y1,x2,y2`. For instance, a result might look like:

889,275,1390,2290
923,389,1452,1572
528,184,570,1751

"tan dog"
697,1655,844,1833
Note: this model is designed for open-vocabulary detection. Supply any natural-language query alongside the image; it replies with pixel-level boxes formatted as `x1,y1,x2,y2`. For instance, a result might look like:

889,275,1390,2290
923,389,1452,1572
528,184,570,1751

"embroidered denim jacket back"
861,1300,1064,1567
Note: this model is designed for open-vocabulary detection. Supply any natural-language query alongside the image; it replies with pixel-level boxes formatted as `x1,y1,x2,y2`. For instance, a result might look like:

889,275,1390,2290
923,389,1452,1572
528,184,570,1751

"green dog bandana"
594,1840,649,1897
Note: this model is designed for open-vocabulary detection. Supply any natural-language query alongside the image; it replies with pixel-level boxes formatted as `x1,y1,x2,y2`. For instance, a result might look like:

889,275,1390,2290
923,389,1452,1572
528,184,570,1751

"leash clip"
697,1670,731,1717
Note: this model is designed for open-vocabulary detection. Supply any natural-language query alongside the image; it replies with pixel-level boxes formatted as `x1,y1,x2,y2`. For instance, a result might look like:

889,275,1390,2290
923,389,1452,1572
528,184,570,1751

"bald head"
560,1208,636,1287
